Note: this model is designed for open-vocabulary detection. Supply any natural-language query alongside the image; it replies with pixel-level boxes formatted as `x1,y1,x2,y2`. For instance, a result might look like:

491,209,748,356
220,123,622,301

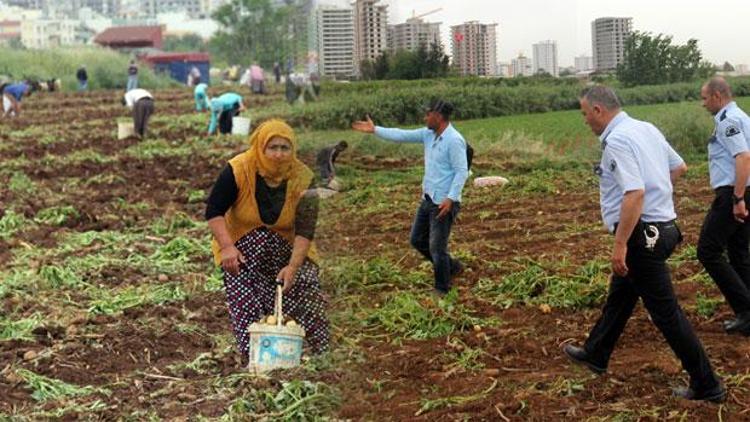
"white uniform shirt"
597,112,684,232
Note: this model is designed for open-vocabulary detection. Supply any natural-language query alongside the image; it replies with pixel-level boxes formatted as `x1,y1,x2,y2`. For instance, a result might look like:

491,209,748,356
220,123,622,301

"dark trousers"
584,221,720,392
219,109,239,134
133,98,154,138
697,186,750,315
409,196,460,292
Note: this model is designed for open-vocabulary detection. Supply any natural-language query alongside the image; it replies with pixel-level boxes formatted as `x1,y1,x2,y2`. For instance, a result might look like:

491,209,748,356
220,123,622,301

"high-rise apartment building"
353,0,388,76
511,53,532,77
574,55,593,72
309,5,355,79
532,40,558,77
388,16,440,52
591,17,632,72
450,21,497,76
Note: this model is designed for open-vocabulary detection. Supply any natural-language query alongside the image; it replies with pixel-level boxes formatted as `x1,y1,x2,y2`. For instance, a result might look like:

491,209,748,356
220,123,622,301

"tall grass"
0,47,177,90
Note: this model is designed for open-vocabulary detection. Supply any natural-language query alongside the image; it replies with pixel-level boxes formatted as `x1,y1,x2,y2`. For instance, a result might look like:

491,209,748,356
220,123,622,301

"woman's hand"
277,265,299,293
220,245,246,275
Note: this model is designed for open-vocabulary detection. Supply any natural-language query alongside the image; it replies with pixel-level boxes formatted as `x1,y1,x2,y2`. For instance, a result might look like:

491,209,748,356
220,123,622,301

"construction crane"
410,7,442,21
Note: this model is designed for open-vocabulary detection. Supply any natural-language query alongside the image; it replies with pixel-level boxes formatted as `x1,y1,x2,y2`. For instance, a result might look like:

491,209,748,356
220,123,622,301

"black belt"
715,185,750,193
613,219,676,233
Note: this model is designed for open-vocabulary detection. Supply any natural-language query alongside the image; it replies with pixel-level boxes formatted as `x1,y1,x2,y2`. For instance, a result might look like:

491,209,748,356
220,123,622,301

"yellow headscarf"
247,119,304,186
211,119,316,265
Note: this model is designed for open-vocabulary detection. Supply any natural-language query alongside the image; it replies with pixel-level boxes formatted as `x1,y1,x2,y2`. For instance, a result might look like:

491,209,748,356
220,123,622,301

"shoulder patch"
720,110,728,121
726,125,742,137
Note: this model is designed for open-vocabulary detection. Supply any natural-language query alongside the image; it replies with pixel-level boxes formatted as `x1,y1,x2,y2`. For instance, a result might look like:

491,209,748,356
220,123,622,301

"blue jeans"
410,196,461,292
127,75,138,91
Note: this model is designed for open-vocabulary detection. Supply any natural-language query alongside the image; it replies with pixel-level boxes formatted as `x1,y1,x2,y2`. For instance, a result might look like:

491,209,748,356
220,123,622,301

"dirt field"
1,88,749,420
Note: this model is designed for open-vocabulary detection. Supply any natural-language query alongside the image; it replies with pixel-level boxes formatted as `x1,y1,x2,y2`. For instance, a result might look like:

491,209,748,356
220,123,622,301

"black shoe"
672,385,726,403
724,313,750,334
563,344,606,375
450,261,464,281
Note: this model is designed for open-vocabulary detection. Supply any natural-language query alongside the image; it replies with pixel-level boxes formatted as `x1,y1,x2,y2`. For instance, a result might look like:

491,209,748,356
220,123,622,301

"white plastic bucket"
2,95,12,115
247,285,305,373
117,121,134,140
232,116,251,136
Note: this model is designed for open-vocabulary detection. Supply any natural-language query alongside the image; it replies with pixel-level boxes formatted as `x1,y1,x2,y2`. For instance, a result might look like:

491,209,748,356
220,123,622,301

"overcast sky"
324,0,750,67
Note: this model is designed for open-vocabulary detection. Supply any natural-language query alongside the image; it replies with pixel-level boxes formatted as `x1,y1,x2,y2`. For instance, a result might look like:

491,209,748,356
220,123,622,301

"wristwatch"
733,194,745,204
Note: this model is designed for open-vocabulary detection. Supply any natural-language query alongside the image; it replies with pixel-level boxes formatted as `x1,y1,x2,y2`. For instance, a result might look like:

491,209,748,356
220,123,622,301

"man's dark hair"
335,140,348,150
426,99,454,120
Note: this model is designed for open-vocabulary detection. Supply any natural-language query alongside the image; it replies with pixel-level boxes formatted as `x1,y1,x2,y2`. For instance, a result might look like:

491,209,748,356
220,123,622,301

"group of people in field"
207,75,750,404
5,65,748,404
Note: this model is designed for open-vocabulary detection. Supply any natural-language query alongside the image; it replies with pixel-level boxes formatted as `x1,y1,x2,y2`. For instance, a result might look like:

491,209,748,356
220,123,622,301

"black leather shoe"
724,313,750,334
450,261,464,280
563,344,606,375
673,385,726,403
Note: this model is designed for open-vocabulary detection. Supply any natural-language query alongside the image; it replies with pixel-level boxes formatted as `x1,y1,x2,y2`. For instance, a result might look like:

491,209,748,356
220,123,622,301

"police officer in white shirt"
563,85,724,403
697,77,750,335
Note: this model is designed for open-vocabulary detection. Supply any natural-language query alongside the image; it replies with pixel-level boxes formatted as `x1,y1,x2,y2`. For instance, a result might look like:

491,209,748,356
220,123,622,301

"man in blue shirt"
697,77,750,335
563,85,724,403
352,100,469,295
208,92,244,135
1,82,30,118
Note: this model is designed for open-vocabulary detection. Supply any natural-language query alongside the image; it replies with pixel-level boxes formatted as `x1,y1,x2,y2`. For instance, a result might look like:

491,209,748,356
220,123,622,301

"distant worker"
194,83,210,112
250,64,265,94
122,88,154,139
1,82,31,118
273,61,281,84
76,65,88,92
127,60,138,92
208,92,244,135
188,65,202,87
316,141,348,189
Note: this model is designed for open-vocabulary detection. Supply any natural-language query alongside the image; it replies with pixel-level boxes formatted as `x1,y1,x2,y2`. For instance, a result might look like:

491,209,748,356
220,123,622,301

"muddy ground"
1,89,749,420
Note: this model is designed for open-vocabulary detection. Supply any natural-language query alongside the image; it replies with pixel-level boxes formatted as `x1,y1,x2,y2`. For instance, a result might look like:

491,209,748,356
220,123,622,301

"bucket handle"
274,280,283,327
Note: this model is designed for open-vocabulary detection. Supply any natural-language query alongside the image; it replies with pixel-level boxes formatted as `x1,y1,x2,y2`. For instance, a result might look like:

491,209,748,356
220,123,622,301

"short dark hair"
580,85,621,111
335,140,348,150
426,99,454,120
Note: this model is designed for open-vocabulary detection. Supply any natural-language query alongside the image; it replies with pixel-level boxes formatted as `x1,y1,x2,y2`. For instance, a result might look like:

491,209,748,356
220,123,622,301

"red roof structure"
140,52,210,64
94,26,163,49
0,20,21,40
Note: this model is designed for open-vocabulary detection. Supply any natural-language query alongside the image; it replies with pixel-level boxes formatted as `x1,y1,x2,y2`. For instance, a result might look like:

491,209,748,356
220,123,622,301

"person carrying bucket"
194,83,209,112
205,119,330,359
208,92,244,135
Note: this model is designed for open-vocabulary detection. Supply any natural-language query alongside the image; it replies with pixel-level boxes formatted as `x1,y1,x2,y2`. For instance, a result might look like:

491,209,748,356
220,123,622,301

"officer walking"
351,100,468,296
563,85,725,402
697,77,750,334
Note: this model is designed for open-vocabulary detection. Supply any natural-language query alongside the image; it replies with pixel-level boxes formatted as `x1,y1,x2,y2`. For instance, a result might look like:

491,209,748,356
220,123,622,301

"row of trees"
359,42,450,81
616,32,715,87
